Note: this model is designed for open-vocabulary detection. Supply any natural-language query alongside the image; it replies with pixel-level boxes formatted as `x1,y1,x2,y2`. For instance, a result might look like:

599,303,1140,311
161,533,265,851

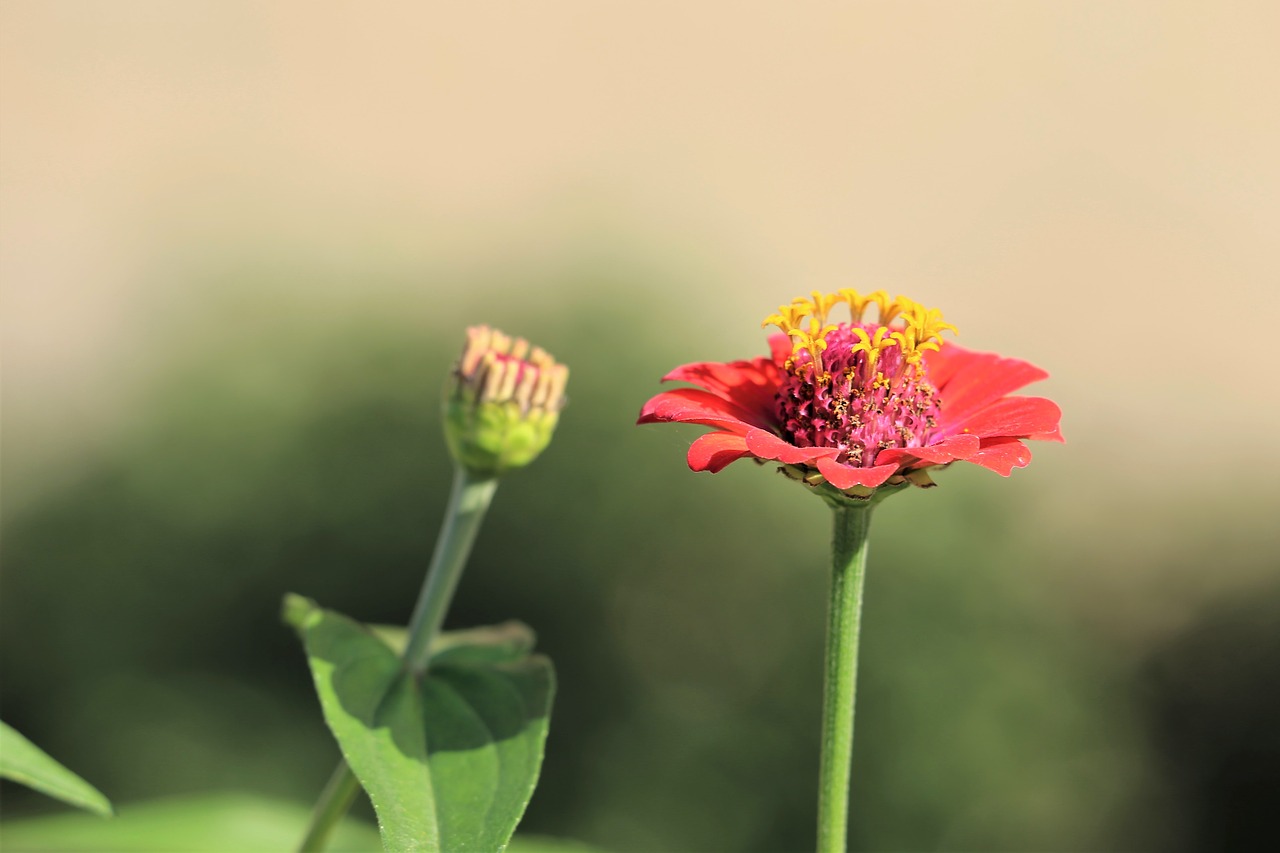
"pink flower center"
762,290,956,469
777,324,942,467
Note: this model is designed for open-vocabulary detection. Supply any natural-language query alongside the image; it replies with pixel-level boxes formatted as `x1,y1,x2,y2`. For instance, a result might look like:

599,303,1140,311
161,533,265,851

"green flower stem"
403,467,499,673
296,762,361,853
816,503,873,853
297,466,499,852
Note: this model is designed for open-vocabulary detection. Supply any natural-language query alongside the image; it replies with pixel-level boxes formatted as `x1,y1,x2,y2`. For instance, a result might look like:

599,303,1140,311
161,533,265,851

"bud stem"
816,503,873,853
297,466,499,852
403,467,499,673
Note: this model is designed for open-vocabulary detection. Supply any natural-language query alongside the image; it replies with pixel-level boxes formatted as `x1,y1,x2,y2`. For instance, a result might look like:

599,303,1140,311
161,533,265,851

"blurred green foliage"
2,263,1277,851
0,794,380,852
0,792,602,852
0,721,112,817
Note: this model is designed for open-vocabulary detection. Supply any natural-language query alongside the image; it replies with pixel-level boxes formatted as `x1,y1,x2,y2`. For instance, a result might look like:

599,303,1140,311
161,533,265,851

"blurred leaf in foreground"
0,793,602,853
0,721,112,817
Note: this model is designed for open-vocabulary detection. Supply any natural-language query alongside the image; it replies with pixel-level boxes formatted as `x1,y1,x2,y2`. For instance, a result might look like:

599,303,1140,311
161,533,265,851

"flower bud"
443,326,569,477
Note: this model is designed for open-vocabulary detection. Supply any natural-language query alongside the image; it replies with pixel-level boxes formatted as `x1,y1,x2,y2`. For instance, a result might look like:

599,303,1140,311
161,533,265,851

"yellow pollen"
893,302,958,364
807,291,843,326
762,303,808,335
876,298,903,326
763,288,957,372
903,303,955,337
850,326,897,368
780,317,836,374
788,295,819,328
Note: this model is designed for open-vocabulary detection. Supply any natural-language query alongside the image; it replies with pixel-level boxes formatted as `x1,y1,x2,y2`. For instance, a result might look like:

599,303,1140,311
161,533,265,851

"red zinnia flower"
638,290,1062,497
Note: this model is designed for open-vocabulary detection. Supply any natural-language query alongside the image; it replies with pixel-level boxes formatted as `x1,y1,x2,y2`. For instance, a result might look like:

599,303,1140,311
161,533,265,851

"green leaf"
0,793,379,852
427,621,537,667
365,620,534,665
284,595,554,852
0,721,112,817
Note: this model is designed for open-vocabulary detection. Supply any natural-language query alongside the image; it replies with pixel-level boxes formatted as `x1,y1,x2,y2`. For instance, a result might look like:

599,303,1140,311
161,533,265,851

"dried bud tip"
444,325,569,477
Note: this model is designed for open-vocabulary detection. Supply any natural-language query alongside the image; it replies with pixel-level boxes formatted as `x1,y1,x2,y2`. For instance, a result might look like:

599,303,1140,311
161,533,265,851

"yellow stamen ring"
763,288,956,371
850,326,897,369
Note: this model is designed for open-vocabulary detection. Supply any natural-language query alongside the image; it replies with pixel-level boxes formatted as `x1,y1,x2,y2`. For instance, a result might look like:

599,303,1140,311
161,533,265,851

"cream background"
4,1,1278,498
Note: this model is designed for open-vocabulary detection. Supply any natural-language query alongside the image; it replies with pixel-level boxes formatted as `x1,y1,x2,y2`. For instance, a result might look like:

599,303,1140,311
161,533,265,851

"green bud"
443,326,568,477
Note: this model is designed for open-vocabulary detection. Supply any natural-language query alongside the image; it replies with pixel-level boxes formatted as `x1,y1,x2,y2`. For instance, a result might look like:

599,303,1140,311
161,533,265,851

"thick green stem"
816,503,873,853
297,466,498,852
403,468,499,673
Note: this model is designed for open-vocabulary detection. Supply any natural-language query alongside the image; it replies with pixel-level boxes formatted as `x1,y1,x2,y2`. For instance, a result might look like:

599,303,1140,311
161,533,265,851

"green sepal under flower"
445,398,562,475
777,462,914,509
443,326,568,478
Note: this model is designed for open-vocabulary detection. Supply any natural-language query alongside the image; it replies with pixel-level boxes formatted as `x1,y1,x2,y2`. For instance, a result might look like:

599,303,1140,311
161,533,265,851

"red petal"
662,358,779,421
920,342,970,389
927,345,1050,426
744,429,840,465
768,333,793,369
637,388,770,433
687,432,752,473
815,457,899,489
1030,422,1066,443
872,433,980,468
943,396,1062,441
966,437,1033,476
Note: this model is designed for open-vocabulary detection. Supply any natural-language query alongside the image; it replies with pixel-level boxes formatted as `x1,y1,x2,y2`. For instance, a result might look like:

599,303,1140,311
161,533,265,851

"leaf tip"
281,592,319,631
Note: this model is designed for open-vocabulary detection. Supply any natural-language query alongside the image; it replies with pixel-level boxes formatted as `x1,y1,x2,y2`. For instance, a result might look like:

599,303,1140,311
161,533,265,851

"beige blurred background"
3,2,1279,850
6,1,1279,469
7,0,1279,628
